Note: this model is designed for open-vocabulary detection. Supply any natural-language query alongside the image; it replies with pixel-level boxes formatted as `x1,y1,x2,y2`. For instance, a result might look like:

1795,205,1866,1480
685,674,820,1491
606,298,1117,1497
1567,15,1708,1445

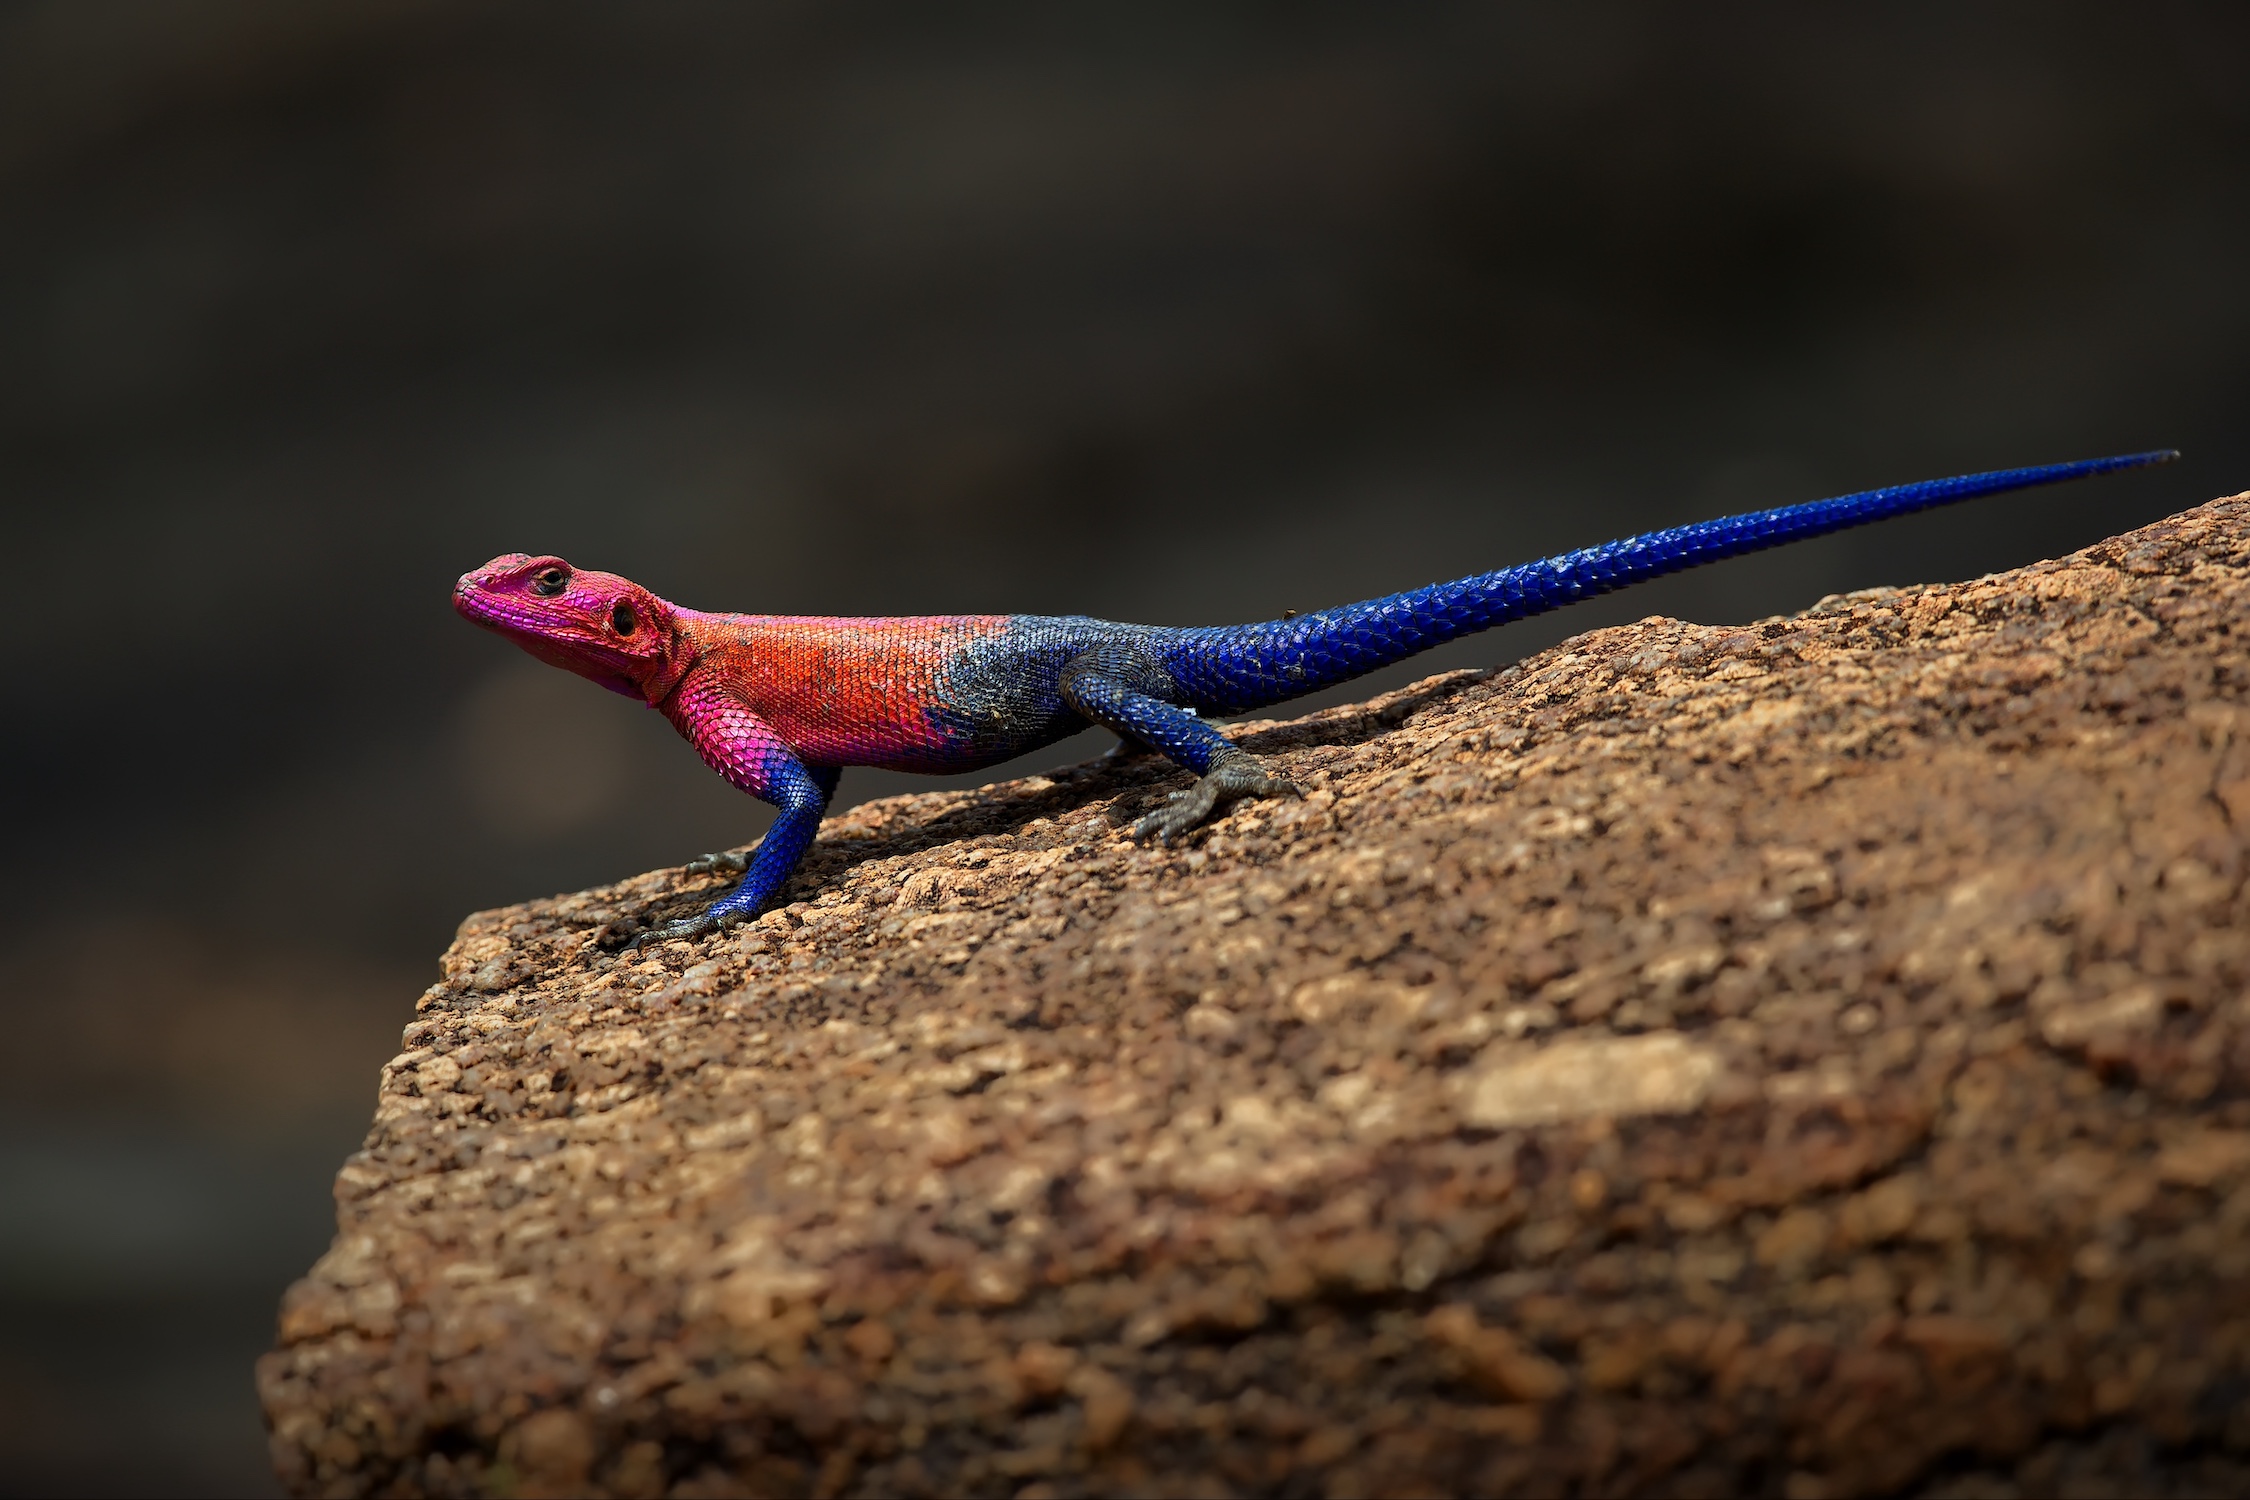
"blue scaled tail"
1160,449,2177,715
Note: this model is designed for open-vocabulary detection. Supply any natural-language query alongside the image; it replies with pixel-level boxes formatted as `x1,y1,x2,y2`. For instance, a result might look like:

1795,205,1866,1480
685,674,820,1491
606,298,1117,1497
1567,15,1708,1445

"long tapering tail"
1159,449,2177,715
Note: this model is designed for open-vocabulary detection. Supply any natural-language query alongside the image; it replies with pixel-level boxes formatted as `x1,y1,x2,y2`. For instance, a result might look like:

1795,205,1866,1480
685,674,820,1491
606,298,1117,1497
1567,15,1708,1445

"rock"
1463,1032,1726,1128
262,497,2250,1498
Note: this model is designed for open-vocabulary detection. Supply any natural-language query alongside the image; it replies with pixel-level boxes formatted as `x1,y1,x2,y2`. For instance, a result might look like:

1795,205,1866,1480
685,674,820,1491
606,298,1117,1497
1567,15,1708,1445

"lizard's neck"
639,610,706,708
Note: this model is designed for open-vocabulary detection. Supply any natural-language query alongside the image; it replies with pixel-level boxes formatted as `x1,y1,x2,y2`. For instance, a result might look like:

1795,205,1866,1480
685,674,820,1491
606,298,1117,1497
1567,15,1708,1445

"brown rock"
2155,1127,2250,1188
505,1409,597,1498
263,498,2250,1496
1068,1366,1136,1452
1465,1031,1725,1127
1426,1304,1573,1402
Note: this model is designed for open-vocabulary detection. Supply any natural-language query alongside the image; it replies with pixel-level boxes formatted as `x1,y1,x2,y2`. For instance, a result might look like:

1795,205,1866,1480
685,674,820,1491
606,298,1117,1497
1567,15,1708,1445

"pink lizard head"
454,554,692,700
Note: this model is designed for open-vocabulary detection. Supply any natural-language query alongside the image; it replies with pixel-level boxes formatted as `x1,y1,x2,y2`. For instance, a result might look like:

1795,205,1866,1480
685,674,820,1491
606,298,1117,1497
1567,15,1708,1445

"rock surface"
264,498,2250,1499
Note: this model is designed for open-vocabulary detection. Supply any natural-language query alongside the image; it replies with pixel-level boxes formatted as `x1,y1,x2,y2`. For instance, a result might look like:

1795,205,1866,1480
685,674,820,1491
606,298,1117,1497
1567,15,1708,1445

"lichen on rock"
264,497,2250,1498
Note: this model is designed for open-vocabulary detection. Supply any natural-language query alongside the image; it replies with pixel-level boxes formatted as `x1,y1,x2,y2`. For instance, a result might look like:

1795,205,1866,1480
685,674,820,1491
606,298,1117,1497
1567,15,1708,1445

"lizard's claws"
1132,755,1303,844
683,850,749,878
599,902,753,953
623,913,718,951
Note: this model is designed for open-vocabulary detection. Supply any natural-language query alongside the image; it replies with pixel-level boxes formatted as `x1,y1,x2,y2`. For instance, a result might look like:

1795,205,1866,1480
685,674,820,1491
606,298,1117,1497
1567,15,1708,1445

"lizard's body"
457,451,2172,945
670,612,1113,773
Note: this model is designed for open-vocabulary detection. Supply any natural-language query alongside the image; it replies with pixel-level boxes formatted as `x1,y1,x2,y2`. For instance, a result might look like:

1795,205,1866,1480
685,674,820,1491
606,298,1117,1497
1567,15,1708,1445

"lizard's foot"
1132,753,1302,844
600,902,756,953
593,854,749,950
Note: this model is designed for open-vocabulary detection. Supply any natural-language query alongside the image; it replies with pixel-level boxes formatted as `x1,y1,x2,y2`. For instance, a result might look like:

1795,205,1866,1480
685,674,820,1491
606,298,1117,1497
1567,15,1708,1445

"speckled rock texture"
264,498,2250,1499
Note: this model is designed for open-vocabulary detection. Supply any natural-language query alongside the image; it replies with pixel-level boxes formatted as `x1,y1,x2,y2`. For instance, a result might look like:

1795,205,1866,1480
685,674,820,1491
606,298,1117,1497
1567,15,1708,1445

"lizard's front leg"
683,766,839,877
611,689,836,950
1060,648,1300,844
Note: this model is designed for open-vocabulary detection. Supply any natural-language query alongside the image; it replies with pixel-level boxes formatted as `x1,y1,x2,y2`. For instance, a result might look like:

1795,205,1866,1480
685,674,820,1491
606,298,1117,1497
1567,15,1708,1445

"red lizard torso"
666,611,1015,771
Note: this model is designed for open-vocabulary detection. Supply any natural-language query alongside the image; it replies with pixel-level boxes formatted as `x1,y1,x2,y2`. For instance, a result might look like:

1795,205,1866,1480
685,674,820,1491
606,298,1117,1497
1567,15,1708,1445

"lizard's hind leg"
1059,647,1301,843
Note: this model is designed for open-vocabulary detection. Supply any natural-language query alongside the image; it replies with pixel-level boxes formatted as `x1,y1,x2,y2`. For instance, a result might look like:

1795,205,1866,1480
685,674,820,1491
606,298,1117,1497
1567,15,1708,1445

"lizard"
455,449,2173,949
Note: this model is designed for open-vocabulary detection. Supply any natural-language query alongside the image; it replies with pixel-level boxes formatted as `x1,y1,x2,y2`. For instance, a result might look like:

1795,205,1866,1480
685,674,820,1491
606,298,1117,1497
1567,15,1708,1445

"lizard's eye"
531,567,569,596
611,600,637,635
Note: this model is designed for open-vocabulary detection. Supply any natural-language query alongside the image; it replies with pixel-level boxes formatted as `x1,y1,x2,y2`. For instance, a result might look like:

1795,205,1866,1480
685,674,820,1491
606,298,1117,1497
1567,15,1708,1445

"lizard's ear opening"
612,600,638,635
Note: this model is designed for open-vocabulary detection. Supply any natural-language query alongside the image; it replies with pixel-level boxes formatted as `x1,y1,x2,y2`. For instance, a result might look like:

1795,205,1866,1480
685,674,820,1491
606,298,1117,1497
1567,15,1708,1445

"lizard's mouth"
452,577,538,633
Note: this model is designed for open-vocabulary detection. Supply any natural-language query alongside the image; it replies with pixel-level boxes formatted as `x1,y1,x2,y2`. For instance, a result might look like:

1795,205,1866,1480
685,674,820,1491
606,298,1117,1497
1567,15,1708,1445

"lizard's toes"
1132,759,1304,844
683,851,748,878
1202,762,1304,810
1133,784,1218,843
594,916,649,952
619,910,722,952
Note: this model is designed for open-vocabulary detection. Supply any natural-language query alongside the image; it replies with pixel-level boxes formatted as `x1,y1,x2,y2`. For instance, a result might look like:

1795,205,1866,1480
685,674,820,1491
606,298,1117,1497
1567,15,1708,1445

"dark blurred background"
3,2,2246,1491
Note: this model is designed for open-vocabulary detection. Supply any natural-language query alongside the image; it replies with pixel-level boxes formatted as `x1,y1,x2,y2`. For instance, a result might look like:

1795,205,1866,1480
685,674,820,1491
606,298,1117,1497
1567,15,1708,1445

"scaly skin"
455,451,2174,947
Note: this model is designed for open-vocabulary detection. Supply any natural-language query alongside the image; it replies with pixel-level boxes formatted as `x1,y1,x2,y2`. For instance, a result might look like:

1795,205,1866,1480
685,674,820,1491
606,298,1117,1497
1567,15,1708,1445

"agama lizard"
456,450,2173,948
